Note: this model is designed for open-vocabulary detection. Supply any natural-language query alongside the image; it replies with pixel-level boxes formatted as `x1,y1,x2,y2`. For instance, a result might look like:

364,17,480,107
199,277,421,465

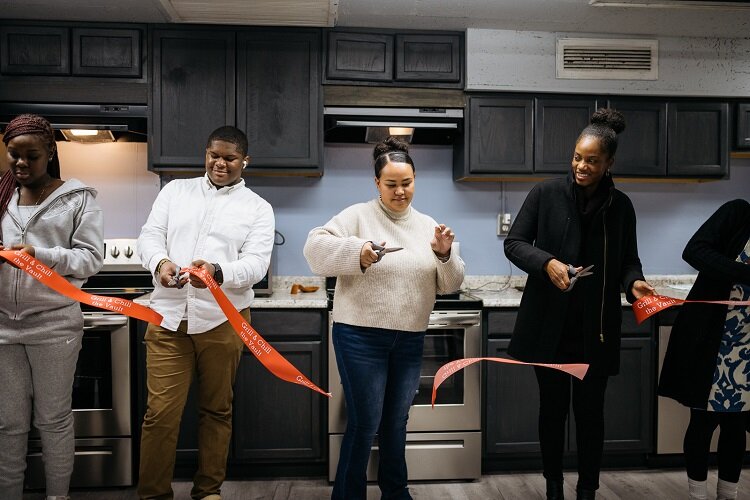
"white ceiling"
0,0,748,38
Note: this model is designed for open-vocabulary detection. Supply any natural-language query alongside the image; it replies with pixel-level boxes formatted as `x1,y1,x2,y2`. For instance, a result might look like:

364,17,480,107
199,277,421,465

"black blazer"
658,199,750,408
504,175,645,376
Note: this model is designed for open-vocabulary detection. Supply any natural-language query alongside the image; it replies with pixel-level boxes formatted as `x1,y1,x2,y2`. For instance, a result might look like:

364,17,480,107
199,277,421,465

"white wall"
467,28,750,97
57,142,160,238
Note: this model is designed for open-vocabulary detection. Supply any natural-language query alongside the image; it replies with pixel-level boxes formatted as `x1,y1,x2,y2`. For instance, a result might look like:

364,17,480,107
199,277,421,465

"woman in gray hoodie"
0,114,103,500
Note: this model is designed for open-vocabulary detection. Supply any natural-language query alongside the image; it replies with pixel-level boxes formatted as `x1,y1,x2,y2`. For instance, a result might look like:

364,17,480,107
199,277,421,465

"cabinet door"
484,338,541,455
233,340,324,461
468,97,534,174
237,30,321,172
0,25,69,75
602,336,654,452
535,97,596,174
72,28,142,78
151,29,235,169
326,31,393,82
667,101,728,177
737,103,750,149
395,34,460,83
606,99,667,176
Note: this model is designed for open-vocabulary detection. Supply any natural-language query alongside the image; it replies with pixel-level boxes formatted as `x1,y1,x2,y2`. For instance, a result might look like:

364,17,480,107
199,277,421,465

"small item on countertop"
290,283,320,294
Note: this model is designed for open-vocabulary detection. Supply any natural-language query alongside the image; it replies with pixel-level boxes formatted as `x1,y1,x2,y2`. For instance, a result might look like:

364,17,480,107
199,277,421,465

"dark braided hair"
576,108,626,158
372,136,415,178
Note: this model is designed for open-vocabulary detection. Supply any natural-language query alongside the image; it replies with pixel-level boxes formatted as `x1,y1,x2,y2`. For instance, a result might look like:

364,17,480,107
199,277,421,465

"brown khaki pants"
137,309,248,500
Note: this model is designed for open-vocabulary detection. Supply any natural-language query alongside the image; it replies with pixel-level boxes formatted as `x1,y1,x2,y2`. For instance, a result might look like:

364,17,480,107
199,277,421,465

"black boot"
576,488,596,500
546,479,564,500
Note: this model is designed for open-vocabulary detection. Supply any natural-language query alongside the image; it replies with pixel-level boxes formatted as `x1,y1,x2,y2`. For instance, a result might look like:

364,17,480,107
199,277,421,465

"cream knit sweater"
303,198,465,332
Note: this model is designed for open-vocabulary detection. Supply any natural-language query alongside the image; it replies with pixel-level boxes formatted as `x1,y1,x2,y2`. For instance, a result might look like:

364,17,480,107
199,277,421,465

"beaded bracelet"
155,258,170,275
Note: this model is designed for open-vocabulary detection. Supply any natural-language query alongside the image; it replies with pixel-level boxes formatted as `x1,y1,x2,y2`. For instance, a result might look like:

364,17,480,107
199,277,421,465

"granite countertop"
462,275,696,308
133,276,328,309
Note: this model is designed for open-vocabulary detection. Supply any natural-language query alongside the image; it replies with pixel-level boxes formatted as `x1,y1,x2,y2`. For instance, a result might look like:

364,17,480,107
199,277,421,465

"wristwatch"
212,263,224,285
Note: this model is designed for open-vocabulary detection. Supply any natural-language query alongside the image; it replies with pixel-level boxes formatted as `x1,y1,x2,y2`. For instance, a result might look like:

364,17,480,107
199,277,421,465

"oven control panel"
103,238,143,270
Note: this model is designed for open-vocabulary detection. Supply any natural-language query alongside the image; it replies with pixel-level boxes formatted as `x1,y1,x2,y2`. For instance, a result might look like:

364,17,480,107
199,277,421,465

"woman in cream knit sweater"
304,137,464,500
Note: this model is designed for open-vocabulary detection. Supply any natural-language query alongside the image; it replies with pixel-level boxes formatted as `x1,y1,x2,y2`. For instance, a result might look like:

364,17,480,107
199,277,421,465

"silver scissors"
167,272,188,289
371,242,403,263
564,264,594,292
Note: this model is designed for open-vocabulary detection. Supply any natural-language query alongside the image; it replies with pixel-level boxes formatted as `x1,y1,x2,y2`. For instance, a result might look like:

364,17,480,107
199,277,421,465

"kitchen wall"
251,144,750,278
56,142,160,238
466,29,750,97
3,139,747,278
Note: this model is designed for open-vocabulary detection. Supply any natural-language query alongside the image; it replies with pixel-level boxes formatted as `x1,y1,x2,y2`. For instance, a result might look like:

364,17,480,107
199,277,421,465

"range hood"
324,106,464,145
0,103,147,143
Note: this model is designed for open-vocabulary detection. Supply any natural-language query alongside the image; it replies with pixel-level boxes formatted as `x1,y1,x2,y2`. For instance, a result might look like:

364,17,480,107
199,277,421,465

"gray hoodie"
0,178,104,327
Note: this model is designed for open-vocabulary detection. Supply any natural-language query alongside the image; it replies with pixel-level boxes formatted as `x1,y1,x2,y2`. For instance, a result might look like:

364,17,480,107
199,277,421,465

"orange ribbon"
0,250,163,324
180,267,331,398
632,293,750,325
1,250,330,398
432,356,589,407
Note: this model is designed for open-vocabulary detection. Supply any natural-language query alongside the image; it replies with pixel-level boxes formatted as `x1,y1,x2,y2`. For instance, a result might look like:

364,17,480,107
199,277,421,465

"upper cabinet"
237,30,321,171
457,93,729,181
534,97,597,174
324,29,463,88
737,103,750,149
150,27,322,176
0,22,146,103
151,29,236,169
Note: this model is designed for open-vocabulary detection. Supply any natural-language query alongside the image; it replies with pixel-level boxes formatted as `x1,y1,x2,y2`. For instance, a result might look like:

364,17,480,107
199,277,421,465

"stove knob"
124,246,134,258
110,247,120,258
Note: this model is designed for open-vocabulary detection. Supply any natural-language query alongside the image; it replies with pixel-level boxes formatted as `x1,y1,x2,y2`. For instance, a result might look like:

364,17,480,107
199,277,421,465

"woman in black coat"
504,108,654,500
658,199,750,500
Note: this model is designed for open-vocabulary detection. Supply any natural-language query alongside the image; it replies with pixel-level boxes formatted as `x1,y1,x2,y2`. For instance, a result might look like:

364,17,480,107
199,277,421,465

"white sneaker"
202,495,221,500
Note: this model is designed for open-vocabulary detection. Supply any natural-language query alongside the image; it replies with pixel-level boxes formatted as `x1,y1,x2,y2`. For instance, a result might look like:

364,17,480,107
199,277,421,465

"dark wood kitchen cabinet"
324,29,463,88
534,97,598,174
150,27,322,175
0,22,146,103
136,309,327,477
459,96,534,178
605,99,667,177
483,309,655,469
738,103,750,149
237,30,322,172
232,309,326,464
667,101,729,177
150,28,236,169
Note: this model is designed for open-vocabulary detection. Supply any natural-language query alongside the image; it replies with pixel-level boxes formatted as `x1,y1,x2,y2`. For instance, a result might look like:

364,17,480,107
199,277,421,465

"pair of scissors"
371,242,403,263
564,264,594,292
167,272,188,289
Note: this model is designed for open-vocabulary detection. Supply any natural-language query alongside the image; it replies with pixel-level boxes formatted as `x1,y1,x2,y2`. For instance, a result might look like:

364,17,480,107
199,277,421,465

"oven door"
328,310,481,434
26,312,133,488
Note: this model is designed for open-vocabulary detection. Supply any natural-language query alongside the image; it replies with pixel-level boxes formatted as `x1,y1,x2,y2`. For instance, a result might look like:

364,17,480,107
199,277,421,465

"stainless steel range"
327,284,483,481
25,238,153,489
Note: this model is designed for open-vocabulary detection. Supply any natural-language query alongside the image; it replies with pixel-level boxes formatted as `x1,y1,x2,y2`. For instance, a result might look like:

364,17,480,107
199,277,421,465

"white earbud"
242,161,248,169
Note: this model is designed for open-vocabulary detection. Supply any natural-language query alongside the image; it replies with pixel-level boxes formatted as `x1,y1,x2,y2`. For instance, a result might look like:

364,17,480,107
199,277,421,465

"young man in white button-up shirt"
136,126,275,500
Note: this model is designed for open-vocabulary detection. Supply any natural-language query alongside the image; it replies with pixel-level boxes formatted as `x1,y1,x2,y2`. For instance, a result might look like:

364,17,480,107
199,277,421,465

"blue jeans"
331,322,426,500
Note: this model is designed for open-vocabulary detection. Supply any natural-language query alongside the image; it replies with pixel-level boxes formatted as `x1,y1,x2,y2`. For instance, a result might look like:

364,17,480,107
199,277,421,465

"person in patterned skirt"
659,198,750,500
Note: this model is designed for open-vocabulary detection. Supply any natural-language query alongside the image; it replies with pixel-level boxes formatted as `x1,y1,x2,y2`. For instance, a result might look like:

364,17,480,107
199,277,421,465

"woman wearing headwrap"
0,114,103,500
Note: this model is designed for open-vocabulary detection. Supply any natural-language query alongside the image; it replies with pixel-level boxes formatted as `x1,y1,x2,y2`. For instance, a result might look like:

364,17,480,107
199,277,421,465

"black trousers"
684,408,747,483
535,367,609,491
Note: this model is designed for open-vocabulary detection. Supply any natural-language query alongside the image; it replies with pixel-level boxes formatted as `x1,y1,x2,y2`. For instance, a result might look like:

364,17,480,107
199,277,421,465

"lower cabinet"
483,309,655,468
135,308,327,477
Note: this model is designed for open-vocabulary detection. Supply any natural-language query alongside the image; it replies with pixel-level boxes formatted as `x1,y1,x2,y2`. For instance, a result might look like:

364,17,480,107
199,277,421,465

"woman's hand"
360,241,383,271
431,224,454,259
545,258,577,291
189,259,216,289
631,280,656,299
0,244,34,267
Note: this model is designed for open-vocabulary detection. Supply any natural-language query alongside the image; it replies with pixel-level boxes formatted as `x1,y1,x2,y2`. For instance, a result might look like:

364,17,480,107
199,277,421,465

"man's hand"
157,260,187,289
189,259,216,289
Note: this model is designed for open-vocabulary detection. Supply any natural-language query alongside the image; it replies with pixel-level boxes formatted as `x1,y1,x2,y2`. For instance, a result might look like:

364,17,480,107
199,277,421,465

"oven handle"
83,315,128,329
428,312,481,328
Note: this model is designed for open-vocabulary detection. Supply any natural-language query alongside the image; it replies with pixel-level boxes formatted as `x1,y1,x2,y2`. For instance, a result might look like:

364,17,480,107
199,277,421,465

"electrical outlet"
497,213,512,236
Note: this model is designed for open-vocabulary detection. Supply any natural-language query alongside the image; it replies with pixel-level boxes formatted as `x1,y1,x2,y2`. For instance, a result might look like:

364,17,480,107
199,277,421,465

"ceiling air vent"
556,38,658,80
